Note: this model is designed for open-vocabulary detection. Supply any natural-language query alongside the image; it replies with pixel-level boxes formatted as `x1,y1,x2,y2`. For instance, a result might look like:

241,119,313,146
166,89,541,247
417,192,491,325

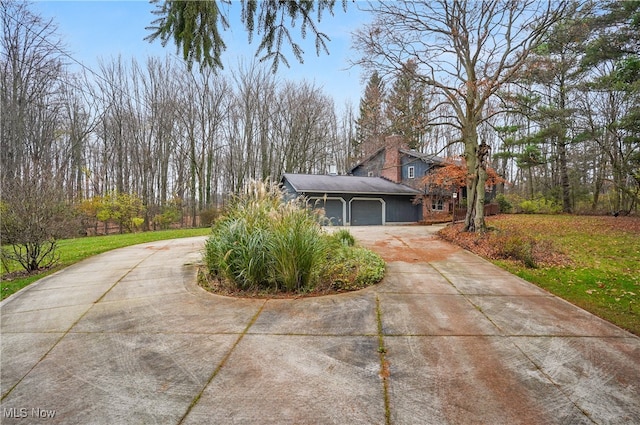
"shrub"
330,228,356,247
203,180,384,294
495,194,513,213
204,180,327,292
153,197,183,229
517,198,562,214
319,246,385,291
199,207,222,227
499,234,537,268
0,178,79,272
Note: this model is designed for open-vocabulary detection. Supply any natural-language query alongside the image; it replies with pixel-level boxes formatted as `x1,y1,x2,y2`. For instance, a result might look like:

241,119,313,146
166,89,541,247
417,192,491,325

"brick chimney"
381,135,404,183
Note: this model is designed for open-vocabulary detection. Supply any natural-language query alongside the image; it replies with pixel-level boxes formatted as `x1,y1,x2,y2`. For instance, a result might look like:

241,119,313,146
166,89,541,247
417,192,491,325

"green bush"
331,228,356,247
495,194,513,213
320,246,385,291
203,180,384,293
518,198,562,214
500,234,537,268
199,207,222,227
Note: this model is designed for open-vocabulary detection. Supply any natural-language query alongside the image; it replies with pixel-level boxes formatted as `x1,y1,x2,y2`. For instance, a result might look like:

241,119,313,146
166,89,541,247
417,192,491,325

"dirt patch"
365,235,460,263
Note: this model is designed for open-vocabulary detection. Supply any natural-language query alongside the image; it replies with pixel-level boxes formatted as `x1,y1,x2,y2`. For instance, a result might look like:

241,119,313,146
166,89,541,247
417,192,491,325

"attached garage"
282,174,421,226
309,197,346,225
350,198,384,226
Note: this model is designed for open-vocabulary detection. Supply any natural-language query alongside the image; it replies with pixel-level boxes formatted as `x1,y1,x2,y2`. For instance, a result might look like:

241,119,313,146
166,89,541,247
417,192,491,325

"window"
408,166,415,179
432,199,444,211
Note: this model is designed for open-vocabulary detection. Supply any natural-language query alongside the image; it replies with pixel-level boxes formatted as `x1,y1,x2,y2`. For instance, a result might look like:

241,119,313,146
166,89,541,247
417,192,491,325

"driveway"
1,226,638,424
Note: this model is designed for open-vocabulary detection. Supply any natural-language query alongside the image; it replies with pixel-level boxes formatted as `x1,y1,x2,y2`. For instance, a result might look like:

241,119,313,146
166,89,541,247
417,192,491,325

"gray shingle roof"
282,173,421,195
398,149,464,166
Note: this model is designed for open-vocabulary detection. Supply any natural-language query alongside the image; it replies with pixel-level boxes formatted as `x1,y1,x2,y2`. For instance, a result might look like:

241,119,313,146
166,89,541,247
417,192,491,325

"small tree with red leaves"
421,158,504,214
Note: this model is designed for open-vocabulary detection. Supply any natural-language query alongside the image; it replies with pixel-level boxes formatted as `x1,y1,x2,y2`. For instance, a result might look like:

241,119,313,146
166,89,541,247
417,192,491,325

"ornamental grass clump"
203,180,385,295
204,180,327,292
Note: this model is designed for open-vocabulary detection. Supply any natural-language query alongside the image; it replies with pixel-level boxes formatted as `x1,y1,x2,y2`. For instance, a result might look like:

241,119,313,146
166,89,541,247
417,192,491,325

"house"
281,134,470,225
350,135,461,218
281,172,422,226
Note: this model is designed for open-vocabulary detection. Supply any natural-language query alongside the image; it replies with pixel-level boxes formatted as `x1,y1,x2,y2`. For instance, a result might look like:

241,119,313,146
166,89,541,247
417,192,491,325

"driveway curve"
1,226,638,424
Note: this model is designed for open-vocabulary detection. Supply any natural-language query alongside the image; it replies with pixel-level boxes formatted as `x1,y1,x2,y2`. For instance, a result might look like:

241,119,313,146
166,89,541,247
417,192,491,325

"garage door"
351,199,383,226
312,198,344,225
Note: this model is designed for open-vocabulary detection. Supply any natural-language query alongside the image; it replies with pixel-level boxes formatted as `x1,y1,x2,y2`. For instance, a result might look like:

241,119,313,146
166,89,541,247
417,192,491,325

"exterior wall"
281,179,297,198
305,193,422,225
401,155,432,183
351,150,385,177
385,195,422,222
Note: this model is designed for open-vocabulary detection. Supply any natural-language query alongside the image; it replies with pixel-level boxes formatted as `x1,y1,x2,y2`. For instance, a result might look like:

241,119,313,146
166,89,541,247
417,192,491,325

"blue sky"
32,0,371,109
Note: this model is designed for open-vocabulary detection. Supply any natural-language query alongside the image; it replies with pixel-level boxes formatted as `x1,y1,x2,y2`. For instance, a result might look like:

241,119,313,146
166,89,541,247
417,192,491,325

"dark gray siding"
385,195,421,222
401,155,432,181
281,179,297,199
351,150,385,177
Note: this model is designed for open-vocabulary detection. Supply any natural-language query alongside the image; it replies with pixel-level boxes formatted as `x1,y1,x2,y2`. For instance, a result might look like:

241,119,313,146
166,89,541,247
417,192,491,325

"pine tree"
516,4,592,213
354,71,387,160
386,60,428,151
146,0,344,72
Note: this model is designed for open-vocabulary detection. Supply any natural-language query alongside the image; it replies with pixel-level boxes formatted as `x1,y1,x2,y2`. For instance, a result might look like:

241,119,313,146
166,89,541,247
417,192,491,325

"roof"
348,146,461,174
282,173,421,195
399,149,464,166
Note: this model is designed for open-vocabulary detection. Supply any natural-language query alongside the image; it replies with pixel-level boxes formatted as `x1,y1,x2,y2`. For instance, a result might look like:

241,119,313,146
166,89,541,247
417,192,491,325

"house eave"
299,190,420,196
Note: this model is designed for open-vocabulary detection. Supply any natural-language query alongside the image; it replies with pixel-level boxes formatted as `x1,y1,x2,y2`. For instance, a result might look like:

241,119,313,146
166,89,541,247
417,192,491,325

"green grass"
486,215,640,336
1,227,211,300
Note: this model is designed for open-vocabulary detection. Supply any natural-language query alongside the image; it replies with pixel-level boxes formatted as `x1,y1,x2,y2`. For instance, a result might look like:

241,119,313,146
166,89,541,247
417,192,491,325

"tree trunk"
557,137,572,213
463,127,487,233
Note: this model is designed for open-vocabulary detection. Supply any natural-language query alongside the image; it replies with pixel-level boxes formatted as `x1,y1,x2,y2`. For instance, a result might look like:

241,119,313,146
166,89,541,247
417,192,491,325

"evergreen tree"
146,0,345,72
386,60,428,151
354,71,387,160
582,0,640,213
515,4,593,213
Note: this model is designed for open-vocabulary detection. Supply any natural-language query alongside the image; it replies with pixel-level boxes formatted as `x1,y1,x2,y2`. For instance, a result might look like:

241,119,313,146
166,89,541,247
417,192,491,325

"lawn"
440,215,640,336
1,227,212,300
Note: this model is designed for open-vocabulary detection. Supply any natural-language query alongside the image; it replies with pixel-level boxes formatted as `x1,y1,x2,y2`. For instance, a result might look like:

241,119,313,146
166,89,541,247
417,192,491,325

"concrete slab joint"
1,231,638,425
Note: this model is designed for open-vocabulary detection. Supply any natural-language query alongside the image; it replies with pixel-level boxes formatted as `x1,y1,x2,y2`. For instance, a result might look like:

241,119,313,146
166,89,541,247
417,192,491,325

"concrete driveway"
1,226,638,424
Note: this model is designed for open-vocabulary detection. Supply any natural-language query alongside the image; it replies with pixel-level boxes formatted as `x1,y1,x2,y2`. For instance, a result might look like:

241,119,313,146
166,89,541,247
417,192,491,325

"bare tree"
57,71,100,202
274,80,336,174
1,0,66,187
224,62,278,192
175,65,230,223
354,0,566,231
0,0,80,269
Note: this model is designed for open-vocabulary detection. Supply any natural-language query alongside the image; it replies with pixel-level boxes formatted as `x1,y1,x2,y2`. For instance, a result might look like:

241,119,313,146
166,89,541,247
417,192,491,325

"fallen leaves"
437,221,572,268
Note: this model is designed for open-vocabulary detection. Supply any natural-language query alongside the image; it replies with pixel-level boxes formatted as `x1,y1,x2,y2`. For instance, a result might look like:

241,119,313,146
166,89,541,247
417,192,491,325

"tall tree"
355,71,387,160
1,0,65,187
581,0,640,214
515,4,593,213
354,0,566,232
386,59,429,151
146,0,346,71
